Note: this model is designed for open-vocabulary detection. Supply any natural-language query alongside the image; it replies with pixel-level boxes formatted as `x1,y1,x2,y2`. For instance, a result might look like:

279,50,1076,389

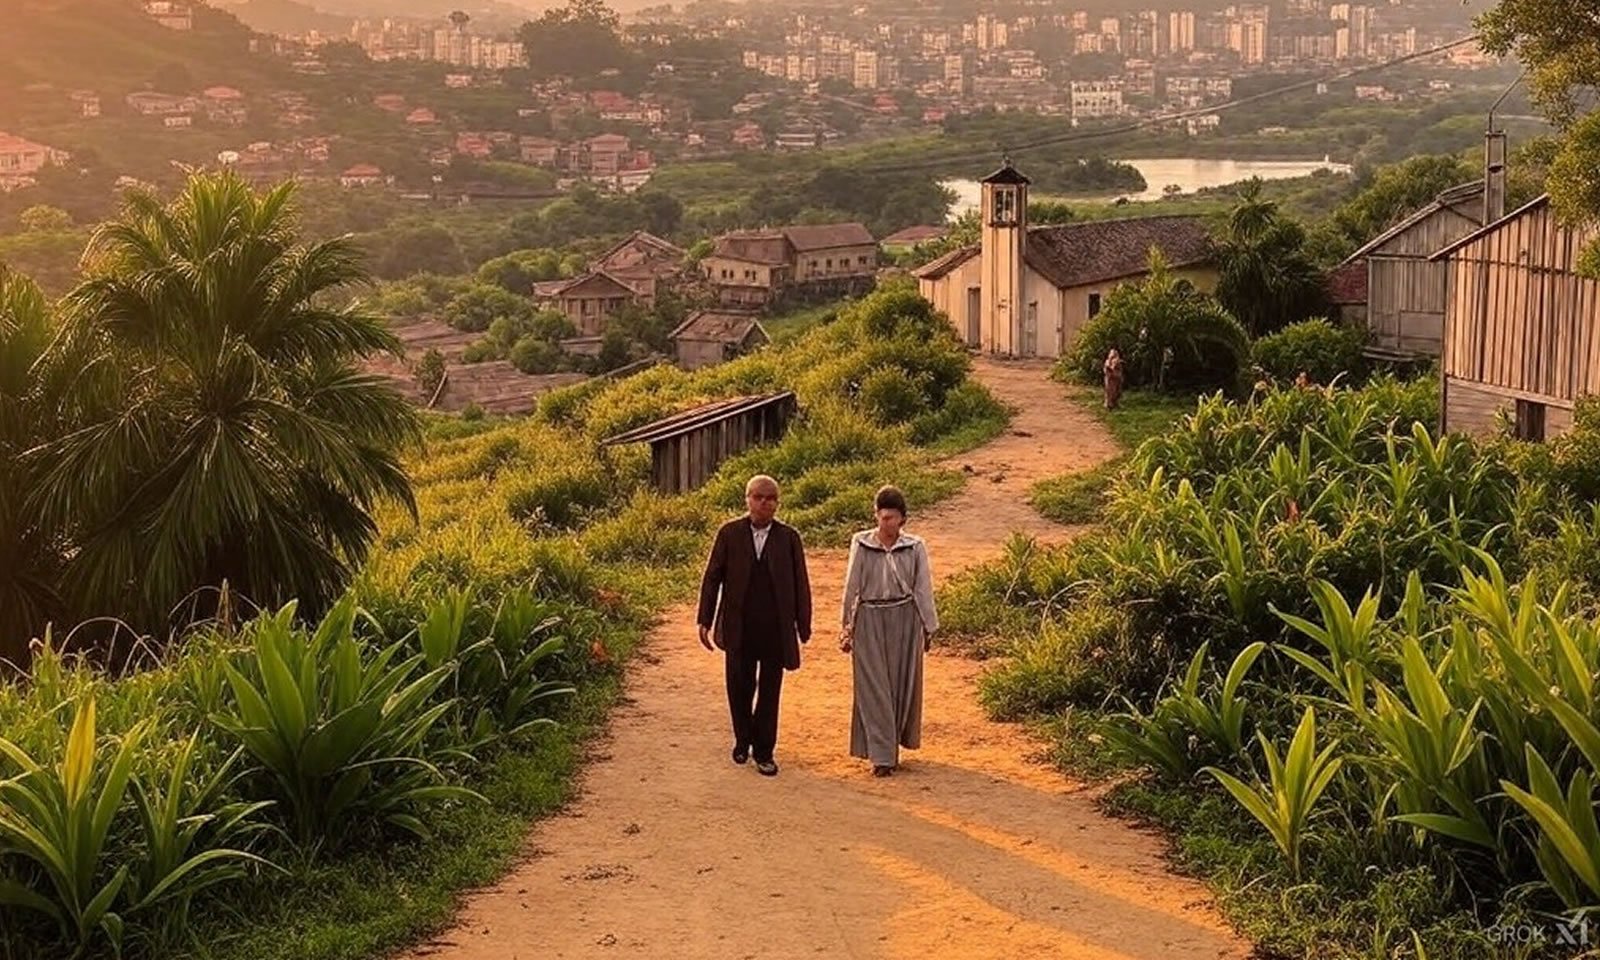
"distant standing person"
840,485,939,777
1103,348,1125,410
697,475,813,777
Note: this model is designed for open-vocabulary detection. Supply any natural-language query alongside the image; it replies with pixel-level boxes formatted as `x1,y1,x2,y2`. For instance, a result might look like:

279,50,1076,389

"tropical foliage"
5,173,420,660
1248,316,1368,385
1059,250,1250,393
1476,0,1600,274
1,233,1005,958
947,376,1600,955
1213,180,1330,338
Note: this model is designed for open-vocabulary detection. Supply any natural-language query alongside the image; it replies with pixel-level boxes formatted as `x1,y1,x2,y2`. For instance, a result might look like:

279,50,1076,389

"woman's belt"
860,596,913,607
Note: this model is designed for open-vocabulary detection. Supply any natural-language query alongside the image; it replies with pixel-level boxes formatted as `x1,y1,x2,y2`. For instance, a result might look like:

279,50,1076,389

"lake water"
942,156,1353,216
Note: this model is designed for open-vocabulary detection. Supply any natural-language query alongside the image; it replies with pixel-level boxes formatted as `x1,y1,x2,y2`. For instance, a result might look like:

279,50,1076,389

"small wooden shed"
669,310,771,371
1341,180,1485,359
1432,194,1600,441
601,392,798,494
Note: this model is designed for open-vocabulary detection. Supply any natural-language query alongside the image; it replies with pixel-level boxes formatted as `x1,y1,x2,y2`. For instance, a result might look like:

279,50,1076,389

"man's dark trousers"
729,545,783,761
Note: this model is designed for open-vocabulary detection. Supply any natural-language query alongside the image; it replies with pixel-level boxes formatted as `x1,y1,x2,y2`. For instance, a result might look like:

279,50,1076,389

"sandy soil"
405,357,1250,960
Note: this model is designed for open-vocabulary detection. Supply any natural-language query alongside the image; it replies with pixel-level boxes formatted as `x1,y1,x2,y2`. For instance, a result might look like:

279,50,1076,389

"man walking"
698,475,812,776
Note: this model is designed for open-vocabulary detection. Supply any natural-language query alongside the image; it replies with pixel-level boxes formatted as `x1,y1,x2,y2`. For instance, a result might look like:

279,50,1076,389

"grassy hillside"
0,1,289,107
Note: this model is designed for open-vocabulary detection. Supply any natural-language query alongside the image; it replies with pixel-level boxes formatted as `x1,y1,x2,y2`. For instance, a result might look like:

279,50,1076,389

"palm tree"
1214,179,1329,338
0,267,74,663
34,171,419,634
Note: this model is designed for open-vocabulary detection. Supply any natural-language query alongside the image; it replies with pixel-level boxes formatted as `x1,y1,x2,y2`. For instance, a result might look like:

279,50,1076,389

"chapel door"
965,286,981,347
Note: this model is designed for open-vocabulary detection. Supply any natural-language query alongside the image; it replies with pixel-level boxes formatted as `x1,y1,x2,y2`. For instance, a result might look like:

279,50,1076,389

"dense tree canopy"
1213,180,1329,338
519,0,628,81
1317,154,1477,260
1477,0,1600,270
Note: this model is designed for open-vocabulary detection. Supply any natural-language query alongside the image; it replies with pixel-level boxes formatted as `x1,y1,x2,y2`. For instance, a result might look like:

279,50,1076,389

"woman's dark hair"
874,485,908,517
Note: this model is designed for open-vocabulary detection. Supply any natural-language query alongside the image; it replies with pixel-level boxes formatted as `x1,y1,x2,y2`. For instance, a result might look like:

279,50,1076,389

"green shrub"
0,696,268,956
1249,317,1367,385
1061,251,1249,394
1544,395,1600,503
1029,460,1120,524
213,598,479,848
957,367,1600,949
502,466,611,530
979,603,1143,719
859,366,930,424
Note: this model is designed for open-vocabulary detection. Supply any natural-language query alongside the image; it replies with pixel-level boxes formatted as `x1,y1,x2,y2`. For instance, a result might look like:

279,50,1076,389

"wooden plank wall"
1445,376,1578,436
1373,205,1482,258
648,397,797,494
1443,203,1600,408
1369,257,1447,356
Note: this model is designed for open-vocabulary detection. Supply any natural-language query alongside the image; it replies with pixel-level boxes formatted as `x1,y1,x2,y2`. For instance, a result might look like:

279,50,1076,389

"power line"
855,34,1483,176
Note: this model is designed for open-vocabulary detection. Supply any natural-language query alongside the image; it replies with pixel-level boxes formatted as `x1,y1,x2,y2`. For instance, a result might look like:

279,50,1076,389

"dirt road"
407,358,1250,960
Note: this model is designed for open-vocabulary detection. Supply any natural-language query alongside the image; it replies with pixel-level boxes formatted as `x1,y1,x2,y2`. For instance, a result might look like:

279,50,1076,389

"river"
942,156,1353,216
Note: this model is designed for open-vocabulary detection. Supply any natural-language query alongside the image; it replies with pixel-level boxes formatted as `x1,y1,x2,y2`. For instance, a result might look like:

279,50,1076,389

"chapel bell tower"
980,158,1028,355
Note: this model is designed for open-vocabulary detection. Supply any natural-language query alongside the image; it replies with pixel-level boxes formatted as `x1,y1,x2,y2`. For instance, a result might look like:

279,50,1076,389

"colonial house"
519,136,561,166
126,92,198,117
454,132,493,159
70,91,101,118
339,164,387,188
0,133,69,189
1431,194,1600,441
671,311,771,370
533,270,639,336
568,134,632,176
593,230,687,300
144,0,193,29
701,223,878,307
914,161,1214,358
881,225,948,256
202,87,248,126
1339,179,1486,359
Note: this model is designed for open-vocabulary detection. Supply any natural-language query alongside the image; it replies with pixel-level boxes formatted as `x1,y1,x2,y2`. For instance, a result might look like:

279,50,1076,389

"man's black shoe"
755,759,778,777
732,746,749,765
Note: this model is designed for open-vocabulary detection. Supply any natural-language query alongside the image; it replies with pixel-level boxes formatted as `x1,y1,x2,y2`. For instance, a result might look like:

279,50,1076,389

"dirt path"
407,357,1250,960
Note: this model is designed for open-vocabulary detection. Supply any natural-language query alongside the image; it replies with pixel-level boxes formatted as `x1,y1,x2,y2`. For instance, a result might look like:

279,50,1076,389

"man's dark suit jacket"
697,516,812,670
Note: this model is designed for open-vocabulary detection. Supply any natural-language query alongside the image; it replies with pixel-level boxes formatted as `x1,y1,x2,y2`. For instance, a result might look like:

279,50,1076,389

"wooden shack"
670,310,770,371
1431,194,1600,440
1341,180,1485,359
601,392,797,493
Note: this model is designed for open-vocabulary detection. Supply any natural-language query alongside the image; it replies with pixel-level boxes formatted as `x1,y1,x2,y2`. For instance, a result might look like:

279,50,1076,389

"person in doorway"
839,485,939,777
1103,348,1125,410
697,475,812,777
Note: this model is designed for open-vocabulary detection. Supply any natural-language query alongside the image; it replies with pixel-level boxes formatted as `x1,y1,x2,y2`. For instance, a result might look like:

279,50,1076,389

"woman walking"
840,486,939,777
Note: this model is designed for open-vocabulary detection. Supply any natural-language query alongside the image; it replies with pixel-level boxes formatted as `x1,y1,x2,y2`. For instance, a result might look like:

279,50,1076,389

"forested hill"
217,0,355,37
0,1,288,110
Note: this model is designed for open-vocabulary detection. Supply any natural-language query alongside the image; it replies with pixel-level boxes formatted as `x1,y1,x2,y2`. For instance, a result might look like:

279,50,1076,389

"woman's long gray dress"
842,530,939,767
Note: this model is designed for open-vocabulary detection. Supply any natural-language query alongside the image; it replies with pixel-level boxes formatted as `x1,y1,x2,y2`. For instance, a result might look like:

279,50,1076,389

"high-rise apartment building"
1167,10,1196,52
